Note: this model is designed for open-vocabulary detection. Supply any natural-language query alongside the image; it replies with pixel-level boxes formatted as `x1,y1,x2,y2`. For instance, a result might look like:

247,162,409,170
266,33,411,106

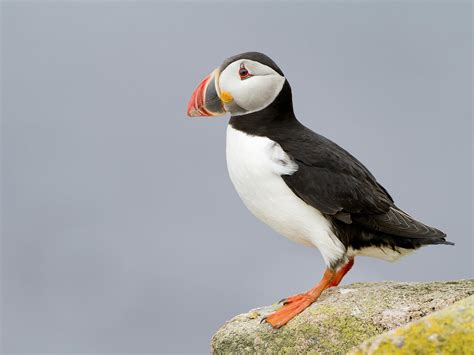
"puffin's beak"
187,69,227,117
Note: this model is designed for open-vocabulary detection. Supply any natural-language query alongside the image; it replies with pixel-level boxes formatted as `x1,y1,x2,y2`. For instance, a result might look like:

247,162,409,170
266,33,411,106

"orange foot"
262,261,356,329
264,293,314,328
279,293,306,305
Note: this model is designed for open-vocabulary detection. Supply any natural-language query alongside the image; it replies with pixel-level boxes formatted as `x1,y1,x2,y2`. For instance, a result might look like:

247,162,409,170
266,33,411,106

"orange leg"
281,258,355,302
265,268,335,328
264,258,355,329
329,257,354,287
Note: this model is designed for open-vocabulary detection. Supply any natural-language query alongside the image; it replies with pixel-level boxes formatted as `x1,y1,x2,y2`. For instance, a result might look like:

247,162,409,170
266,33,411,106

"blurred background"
1,1,472,353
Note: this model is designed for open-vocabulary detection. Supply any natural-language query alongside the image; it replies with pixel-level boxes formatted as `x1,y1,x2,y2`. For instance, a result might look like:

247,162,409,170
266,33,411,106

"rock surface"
349,295,474,354
211,280,473,354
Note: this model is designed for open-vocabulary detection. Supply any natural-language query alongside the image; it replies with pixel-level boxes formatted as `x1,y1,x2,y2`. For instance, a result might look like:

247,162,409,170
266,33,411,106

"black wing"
278,125,446,240
280,127,393,216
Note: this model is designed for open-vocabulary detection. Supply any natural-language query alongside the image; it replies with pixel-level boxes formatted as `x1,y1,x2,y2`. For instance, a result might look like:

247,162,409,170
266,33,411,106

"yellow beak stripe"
220,91,234,104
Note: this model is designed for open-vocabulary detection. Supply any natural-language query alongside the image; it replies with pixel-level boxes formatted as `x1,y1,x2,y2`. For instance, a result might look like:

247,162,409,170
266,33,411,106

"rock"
349,295,474,354
210,279,473,354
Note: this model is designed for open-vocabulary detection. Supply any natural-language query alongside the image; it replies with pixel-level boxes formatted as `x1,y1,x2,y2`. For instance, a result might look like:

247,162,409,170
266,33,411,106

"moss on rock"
211,280,473,354
349,295,474,354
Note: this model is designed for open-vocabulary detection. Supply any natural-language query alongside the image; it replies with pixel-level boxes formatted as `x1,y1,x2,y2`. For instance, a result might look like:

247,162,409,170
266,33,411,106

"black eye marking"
239,63,252,80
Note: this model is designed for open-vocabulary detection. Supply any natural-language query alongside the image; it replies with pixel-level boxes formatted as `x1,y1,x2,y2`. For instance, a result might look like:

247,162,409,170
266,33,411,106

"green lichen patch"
349,295,474,354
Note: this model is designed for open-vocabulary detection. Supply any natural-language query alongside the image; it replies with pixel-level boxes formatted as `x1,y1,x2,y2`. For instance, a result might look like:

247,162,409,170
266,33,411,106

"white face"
218,59,286,116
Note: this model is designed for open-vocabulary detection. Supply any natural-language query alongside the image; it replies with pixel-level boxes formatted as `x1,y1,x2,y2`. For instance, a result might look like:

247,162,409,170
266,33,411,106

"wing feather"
277,126,446,240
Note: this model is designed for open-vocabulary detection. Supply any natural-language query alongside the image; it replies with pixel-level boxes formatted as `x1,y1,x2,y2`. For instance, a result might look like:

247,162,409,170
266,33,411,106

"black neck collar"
228,80,298,137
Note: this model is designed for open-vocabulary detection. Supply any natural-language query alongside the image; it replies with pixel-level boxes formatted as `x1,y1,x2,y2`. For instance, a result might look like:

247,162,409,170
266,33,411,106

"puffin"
187,52,453,329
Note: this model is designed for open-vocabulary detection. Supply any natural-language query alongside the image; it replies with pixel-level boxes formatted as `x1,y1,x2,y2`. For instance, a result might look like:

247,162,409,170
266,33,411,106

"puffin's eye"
239,63,251,80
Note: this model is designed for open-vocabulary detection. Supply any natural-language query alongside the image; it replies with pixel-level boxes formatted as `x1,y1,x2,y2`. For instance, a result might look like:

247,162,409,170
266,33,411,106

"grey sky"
1,1,472,353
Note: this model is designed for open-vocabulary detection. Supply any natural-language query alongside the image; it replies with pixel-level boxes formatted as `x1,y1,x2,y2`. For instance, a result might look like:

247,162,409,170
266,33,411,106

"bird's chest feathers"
226,125,297,202
225,125,312,239
225,125,345,261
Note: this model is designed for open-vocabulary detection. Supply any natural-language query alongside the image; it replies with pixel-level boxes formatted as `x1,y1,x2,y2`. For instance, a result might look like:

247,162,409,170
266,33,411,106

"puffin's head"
187,52,287,117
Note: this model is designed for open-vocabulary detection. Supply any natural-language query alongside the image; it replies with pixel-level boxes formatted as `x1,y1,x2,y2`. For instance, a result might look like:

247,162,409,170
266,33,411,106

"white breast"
225,125,346,267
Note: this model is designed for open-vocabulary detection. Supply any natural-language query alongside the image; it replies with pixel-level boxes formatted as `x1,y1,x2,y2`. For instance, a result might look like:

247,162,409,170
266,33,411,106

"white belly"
225,125,346,266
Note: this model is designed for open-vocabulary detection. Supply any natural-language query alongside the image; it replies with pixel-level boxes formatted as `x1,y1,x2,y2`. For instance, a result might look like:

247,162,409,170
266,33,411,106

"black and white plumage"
229,100,451,268
187,51,452,327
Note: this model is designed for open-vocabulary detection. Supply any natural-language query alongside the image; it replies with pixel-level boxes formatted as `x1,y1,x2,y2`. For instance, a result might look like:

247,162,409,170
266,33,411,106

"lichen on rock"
349,295,474,354
211,279,473,354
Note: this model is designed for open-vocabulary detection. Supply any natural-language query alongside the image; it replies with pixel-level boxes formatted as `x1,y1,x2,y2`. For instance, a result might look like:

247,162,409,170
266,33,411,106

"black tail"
332,206,454,252
353,206,453,245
